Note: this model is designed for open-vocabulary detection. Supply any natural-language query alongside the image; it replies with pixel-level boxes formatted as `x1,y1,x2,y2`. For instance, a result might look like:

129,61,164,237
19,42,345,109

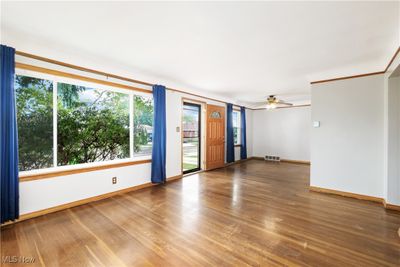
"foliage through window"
57,82,130,166
16,76,54,171
16,73,153,172
232,110,241,145
133,95,153,156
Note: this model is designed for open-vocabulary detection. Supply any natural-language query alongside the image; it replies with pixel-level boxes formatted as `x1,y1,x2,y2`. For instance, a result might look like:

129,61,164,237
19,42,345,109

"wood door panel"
206,105,225,170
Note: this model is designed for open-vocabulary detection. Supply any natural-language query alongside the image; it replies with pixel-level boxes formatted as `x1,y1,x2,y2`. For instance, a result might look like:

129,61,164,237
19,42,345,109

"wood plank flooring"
1,160,400,266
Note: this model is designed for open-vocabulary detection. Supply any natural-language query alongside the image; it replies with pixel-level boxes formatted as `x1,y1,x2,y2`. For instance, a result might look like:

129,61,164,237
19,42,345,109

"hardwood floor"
1,160,400,266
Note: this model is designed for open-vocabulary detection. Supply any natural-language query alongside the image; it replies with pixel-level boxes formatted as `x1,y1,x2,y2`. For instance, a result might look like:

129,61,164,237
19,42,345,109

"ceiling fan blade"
277,101,293,106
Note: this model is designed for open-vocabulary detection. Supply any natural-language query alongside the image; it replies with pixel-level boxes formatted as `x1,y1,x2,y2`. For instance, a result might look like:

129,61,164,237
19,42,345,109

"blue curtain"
226,103,235,163
151,85,166,184
240,107,247,160
1,45,19,223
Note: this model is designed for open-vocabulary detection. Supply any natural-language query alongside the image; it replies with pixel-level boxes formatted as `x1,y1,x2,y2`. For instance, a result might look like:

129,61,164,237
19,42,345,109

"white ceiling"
1,1,399,107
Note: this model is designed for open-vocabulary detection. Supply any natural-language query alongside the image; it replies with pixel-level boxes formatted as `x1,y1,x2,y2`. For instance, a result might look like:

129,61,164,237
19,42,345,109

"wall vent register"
264,155,280,162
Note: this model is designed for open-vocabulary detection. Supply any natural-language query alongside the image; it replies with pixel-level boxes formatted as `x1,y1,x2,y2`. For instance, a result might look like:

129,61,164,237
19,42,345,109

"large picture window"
16,72,153,173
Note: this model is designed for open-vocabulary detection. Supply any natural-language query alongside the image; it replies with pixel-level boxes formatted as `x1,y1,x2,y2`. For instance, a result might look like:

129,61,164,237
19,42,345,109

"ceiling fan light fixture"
266,103,276,110
264,95,292,110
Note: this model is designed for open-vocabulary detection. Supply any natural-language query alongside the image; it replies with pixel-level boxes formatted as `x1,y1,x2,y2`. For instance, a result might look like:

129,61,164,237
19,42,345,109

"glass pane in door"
182,103,201,173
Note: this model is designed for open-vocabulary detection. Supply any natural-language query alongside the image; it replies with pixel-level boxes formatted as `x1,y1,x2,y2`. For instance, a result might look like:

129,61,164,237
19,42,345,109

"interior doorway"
182,102,202,174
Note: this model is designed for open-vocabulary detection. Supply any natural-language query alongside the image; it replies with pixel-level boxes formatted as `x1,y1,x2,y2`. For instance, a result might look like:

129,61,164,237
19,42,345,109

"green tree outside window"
16,74,154,171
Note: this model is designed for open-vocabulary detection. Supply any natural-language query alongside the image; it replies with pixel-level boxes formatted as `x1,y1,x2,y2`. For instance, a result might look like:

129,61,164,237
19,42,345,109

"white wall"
386,74,400,205
165,91,183,179
252,107,310,161
20,163,151,215
245,109,254,159
384,45,400,205
311,74,385,198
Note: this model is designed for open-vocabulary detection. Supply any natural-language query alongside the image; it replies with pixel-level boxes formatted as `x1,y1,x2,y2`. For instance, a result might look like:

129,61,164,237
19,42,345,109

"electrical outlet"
112,177,117,184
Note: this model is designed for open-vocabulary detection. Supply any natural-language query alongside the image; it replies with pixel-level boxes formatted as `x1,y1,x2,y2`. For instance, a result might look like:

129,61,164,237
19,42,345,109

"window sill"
19,156,152,182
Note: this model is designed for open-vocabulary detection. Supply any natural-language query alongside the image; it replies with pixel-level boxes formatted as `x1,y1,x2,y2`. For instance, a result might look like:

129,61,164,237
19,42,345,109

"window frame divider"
53,80,58,167
129,94,134,159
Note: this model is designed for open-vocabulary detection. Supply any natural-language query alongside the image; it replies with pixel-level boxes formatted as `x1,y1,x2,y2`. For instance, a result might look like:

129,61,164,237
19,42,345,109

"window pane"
16,75,54,171
232,111,240,145
232,111,238,127
133,95,153,157
57,83,129,165
234,127,238,145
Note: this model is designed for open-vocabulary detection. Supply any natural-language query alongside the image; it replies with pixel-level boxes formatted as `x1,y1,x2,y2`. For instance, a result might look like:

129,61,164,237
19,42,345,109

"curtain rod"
15,50,249,108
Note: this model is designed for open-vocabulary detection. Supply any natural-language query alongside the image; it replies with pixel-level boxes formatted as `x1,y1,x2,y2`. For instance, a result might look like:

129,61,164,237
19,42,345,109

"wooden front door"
206,104,225,170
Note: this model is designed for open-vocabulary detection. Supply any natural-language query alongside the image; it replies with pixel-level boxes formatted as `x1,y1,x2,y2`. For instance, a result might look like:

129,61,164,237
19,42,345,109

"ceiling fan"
265,95,293,109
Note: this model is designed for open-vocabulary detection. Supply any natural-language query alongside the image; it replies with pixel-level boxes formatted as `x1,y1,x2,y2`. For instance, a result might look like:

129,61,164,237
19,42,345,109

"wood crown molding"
310,46,400,84
310,186,400,212
2,174,183,227
19,159,152,182
384,46,400,72
310,71,385,85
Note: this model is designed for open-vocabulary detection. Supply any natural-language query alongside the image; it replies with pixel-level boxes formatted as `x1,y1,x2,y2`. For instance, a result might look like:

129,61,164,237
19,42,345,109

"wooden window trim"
19,159,152,182
16,62,151,94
